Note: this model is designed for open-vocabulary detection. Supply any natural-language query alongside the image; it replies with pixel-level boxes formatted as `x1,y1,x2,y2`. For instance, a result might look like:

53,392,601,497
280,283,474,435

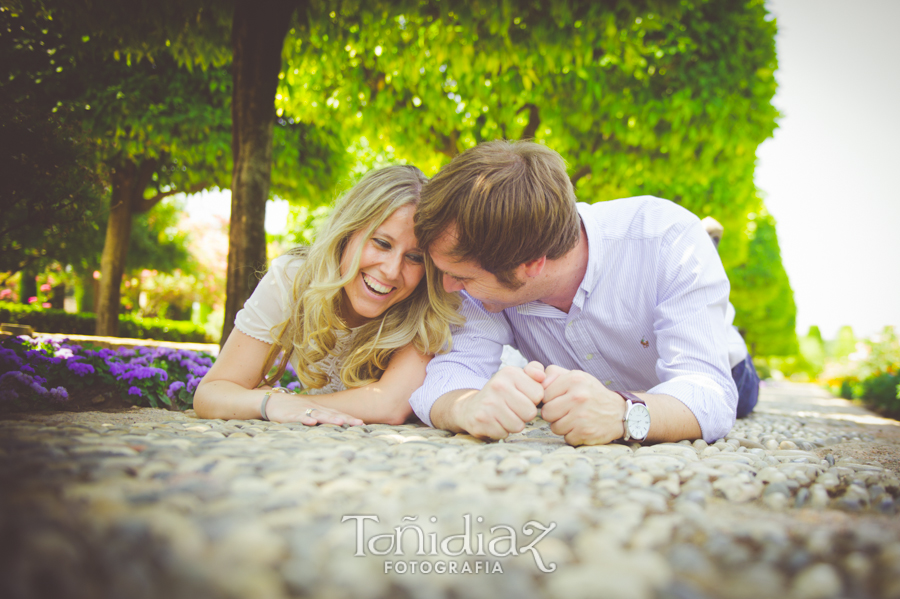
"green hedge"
0,303,211,343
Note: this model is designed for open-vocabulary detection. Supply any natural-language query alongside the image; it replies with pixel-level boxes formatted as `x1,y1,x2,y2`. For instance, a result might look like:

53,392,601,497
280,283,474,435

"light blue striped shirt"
410,197,740,442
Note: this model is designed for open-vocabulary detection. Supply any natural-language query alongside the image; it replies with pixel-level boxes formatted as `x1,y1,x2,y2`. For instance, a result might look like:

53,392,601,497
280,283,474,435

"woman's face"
339,204,426,327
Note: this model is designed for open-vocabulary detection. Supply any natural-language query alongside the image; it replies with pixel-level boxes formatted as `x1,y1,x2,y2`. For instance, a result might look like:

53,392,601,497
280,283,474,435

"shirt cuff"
409,372,490,427
648,374,737,443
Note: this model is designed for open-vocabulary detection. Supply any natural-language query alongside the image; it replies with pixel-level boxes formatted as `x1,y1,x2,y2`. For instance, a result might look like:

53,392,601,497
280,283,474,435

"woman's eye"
373,238,391,250
407,253,425,265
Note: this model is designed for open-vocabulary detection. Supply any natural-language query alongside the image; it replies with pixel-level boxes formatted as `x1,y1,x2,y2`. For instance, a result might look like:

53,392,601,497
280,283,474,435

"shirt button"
586,353,593,360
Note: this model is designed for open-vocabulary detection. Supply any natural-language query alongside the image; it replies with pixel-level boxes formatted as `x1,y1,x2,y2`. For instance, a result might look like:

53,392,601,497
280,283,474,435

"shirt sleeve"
646,218,739,442
724,302,749,368
233,255,299,344
409,293,514,426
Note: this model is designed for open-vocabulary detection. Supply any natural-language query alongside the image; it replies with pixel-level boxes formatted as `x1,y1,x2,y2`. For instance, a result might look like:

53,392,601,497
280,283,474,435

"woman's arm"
278,343,429,425
193,329,364,426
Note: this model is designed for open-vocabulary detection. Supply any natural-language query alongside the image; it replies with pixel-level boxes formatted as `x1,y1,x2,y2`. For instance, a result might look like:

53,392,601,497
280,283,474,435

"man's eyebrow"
443,271,471,281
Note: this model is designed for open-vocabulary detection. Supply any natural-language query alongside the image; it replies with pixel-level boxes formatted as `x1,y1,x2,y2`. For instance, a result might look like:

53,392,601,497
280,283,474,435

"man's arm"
429,362,546,439
646,217,738,442
410,294,514,426
539,366,700,445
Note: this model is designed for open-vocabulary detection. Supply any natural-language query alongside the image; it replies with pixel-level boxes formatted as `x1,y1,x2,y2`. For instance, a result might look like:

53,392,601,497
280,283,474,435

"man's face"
429,228,532,313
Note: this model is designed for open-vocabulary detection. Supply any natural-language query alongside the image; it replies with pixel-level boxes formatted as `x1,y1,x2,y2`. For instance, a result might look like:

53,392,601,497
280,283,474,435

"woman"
194,166,462,425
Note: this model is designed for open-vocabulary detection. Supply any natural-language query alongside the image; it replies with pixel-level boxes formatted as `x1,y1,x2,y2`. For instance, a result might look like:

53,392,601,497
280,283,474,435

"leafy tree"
0,101,106,282
7,0,790,352
728,210,799,357
831,325,858,360
0,7,106,282
799,326,826,375
275,0,788,351
25,0,357,343
1,2,233,335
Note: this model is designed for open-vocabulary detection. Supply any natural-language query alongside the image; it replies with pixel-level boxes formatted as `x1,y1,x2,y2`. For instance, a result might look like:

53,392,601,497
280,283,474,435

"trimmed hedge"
0,302,211,343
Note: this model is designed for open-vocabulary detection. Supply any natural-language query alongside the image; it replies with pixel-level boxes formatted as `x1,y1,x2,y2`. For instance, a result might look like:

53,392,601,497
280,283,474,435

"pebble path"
2,382,899,599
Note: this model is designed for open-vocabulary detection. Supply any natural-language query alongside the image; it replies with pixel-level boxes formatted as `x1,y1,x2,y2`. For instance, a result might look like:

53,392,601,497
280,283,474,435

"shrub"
0,335,303,412
0,303,211,343
859,372,900,413
826,327,900,417
0,335,214,411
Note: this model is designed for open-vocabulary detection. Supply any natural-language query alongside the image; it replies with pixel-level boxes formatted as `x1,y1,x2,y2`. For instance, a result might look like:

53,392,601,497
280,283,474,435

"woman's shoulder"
267,249,309,281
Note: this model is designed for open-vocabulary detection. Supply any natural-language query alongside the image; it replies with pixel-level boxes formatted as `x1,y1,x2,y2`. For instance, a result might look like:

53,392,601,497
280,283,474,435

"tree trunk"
50,283,65,310
94,159,157,336
221,0,296,347
76,269,97,313
19,265,37,304
95,162,139,336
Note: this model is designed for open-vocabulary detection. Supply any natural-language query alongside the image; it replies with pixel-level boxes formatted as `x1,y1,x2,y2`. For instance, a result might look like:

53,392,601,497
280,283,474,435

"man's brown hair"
415,140,581,288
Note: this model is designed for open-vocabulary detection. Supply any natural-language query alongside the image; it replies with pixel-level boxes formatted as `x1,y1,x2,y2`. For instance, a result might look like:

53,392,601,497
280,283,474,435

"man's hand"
440,362,546,440
539,365,627,446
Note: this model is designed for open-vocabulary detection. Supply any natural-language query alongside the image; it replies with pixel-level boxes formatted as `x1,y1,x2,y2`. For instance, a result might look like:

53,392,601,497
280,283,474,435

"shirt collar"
574,202,602,301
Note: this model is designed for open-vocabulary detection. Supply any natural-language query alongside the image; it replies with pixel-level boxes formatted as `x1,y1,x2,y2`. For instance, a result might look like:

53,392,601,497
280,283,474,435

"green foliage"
0,99,106,277
825,327,900,416
830,325,858,361
0,303,211,343
6,0,791,354
126,198,194,274
798,327,826,375
272,0,787,352
729,210,798,357
1,3,232,276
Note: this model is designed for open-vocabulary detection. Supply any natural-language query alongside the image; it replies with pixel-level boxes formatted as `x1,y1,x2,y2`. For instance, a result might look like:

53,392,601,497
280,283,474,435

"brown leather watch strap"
615,390,646,406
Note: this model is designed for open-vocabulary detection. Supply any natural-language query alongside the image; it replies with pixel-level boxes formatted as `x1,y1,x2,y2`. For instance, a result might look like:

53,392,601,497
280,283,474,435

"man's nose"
443,273,463,293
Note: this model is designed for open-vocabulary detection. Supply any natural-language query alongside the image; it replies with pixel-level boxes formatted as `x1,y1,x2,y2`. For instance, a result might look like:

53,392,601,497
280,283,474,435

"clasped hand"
454,363,626,445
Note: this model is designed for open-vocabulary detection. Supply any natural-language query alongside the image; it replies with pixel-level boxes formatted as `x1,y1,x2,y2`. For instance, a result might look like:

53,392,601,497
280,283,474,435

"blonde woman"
195,166,462,425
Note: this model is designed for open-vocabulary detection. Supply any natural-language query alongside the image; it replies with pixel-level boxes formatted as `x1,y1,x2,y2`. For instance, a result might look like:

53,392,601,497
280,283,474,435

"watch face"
627,404,651,440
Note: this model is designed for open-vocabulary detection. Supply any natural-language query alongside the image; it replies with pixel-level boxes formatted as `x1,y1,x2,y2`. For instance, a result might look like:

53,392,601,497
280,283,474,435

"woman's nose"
382,253,403,278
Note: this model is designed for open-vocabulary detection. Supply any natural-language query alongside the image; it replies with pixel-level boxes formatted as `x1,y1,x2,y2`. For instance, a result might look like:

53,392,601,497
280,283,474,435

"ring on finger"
305,408,316,418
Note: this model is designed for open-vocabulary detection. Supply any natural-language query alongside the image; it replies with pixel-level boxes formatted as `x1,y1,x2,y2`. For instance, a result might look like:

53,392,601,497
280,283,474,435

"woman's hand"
263,392,364,426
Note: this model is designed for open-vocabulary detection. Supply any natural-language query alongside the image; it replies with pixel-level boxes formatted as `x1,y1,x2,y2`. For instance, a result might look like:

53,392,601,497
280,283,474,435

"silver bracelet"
260,387,292,421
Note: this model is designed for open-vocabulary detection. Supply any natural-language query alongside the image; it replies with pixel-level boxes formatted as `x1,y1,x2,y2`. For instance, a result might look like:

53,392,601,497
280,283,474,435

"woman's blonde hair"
263,165,463,390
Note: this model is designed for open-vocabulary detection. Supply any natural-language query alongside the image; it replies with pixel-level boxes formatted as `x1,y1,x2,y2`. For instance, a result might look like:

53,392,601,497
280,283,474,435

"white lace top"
234,254,360,395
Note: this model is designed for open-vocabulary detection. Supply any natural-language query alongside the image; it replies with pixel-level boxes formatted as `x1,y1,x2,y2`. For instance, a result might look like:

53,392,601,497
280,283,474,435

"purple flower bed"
0,335,304,412
0,335,218,411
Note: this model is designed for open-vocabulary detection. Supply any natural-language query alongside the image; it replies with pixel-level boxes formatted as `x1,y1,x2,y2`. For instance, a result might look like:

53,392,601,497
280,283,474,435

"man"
410,140,758,445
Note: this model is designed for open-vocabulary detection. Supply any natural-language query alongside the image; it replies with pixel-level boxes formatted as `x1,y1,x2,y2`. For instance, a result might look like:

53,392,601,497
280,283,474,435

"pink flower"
93,270,101,280
42,302,51,308
28,296,38,304
0,289,10,299
40,284,51,292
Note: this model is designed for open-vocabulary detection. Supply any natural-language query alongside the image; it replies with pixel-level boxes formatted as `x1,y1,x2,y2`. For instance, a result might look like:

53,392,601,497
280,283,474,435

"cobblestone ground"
2,382,899,599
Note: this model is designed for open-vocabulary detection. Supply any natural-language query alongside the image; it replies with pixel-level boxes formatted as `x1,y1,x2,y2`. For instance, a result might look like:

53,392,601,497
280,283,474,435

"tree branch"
517,103,541,140
431,127,459,159
134,181,210,214
570,165,592,187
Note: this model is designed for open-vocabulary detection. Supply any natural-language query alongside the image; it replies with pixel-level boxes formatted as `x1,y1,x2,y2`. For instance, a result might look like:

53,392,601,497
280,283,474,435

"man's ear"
521,256,547,278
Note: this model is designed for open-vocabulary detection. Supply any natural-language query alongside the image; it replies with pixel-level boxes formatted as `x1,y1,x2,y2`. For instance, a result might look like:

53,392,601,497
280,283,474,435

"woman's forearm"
193,379,269,421
194,379,364,426
305,383,413,425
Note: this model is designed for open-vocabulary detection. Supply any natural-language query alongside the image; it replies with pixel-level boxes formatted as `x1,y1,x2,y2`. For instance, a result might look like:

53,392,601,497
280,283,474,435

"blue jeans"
732,354,760,418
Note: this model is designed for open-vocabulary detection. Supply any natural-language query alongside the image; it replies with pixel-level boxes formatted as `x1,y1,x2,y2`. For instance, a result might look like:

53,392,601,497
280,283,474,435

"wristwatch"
616,391,650,442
